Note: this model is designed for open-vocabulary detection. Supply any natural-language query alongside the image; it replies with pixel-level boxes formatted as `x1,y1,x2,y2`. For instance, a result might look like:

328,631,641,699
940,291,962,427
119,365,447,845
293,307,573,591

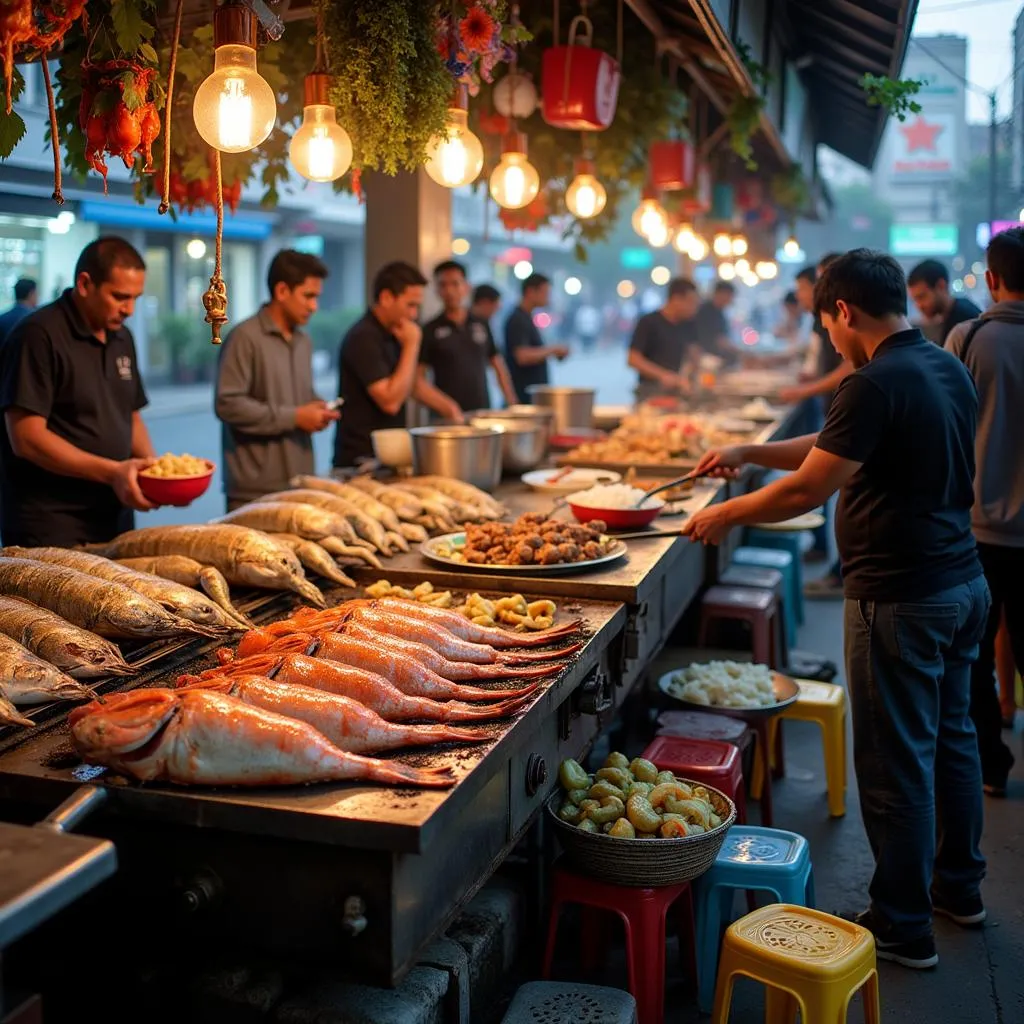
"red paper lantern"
678,164,712,216
649,141,695,191
541,17,620,130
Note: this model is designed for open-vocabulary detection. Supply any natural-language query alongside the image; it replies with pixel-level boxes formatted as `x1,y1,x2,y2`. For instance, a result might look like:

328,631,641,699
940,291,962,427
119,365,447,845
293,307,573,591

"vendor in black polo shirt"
333,261,462,469
684,250,988,971
626,276,698,401
0,237,157,547
419,261,517,412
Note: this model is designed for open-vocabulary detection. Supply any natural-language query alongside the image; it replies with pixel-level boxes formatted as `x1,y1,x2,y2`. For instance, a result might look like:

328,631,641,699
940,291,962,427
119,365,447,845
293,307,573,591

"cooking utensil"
751,511,826,532
605,528,691,541
409,426,504,492
469,416,548,473
526,385,596,434
420,533,628,574
631,470,711,508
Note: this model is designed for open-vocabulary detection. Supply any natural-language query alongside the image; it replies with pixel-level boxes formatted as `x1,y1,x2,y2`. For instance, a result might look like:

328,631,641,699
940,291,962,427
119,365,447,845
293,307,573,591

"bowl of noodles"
138,453,215,506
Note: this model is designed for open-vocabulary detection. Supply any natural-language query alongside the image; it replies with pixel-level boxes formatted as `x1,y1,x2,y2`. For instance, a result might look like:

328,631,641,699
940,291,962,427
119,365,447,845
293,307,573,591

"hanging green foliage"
770,165,810,218
860,73,924,122
726,42,771,171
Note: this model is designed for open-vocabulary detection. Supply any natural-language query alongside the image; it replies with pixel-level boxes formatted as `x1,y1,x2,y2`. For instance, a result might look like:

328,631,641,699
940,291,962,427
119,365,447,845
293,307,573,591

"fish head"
69,689,180,757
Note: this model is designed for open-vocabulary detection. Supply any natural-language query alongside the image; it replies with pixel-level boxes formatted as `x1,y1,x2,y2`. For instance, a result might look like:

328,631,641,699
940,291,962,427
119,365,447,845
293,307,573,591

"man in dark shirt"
0,277,37,348
419,261,516,413
693,281,736,362
470,283,502,326
333,261,461,469
907,259,981,344
684,250,988,970
0,238,156,546
504,273,568,403
626,276,699,401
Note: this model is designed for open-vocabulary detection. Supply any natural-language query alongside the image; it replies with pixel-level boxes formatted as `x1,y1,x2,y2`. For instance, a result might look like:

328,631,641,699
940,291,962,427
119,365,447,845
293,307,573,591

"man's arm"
692,433,820,477
627,348,684,389
512,344,562,366
412,375,463,421
130,410,155,459
366,341,420,416
779,360,852,402
490,354,518,407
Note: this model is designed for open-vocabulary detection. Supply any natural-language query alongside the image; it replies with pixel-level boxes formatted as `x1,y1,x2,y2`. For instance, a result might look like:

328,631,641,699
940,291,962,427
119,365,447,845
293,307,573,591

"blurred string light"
735,258,751,275
713,233,732,257
971,261,985,275
755,260,778,280
964,273,977,289
617,279,636,298
564,276,582,295
513,259,533,279
452,237,471,255
951,279,965,293
651,265,671,286
783,235,800,259
631,193,668,239
741,327,759,346
689,235,709,261
731,235,748,257
534,311,552,328
718,261,736,281
673,223,696,254
186,238,207,260
647,221,671,248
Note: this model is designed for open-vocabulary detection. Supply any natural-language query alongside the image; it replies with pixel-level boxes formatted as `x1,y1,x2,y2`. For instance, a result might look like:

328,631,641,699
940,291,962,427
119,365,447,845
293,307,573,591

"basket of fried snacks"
546,752,736,887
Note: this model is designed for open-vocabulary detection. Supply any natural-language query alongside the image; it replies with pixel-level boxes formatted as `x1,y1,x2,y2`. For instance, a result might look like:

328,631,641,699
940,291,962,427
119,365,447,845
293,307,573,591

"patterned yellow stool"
751,680,847,818
712,904,880,1024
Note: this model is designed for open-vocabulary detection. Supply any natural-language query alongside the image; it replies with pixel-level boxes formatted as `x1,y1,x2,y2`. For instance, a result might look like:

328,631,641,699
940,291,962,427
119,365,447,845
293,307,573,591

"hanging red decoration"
649,140,695,191
541,13,620,131
678,163,712,216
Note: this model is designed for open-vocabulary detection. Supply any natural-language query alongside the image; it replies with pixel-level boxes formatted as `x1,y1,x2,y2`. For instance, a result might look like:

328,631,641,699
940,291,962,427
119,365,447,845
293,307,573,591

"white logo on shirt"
471,323,488,345
116,355,133,381
434,326,453,339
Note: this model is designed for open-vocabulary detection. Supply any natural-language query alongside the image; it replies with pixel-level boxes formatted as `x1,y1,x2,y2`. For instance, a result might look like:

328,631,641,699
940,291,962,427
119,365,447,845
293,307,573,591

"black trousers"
971,542,1022,781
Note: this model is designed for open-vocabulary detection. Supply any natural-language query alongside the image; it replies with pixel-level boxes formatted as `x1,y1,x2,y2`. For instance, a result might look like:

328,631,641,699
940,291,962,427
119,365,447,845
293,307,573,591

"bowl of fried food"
138,452,215,507
547,752,736,886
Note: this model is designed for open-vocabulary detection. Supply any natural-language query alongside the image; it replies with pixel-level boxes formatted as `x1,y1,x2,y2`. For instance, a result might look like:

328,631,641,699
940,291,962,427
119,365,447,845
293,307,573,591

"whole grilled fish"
69,688,456,788
266,535,355,588
0,632,94,705
114,556,254,629
408,476,503,518
345,476,423,520
84,525,325,607
0,596,132,679
268,487,392,553
4,548,239,633
291,476,403,533
316,535,383,571
218,501,352,544
0,558,219,640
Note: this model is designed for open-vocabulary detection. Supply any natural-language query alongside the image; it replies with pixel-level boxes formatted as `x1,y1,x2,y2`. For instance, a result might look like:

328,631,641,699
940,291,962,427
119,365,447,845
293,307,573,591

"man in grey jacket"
215,250,339,510
946,226,1024,796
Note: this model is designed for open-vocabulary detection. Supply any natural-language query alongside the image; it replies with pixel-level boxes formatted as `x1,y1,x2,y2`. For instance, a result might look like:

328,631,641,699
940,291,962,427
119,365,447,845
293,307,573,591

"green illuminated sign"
889,224,958,256
620,247,654,269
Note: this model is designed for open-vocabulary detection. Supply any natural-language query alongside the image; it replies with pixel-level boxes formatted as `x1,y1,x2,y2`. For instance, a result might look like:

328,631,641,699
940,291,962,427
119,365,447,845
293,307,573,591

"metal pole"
990,90,998,223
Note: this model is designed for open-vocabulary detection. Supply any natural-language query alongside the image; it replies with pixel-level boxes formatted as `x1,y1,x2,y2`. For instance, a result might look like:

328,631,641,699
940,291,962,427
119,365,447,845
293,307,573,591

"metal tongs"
630,468,713,508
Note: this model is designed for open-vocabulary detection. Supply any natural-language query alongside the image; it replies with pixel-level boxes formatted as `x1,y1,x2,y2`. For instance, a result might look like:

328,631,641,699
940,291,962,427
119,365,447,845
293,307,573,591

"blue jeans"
844,575,990,941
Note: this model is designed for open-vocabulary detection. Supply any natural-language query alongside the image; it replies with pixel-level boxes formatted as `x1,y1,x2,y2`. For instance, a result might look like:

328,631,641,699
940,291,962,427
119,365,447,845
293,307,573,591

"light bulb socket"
574,157,595,176
214,3,257,48
450,83,470,112
641,183,659,202
501,130,528,156
304,72,332,107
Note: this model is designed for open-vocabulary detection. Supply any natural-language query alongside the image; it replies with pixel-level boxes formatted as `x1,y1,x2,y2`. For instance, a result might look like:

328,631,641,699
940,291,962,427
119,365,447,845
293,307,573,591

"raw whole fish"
0,632,94,705
218,501,350,543
265,487,392,553
266,535,356,588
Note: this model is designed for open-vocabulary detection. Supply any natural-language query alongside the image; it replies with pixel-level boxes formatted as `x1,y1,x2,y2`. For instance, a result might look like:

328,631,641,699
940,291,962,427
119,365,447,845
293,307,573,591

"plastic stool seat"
656,709,750,743
719,564,793,653
642,735,747,823
733,544,803,628
711,905,881,1024
500,981,638,1024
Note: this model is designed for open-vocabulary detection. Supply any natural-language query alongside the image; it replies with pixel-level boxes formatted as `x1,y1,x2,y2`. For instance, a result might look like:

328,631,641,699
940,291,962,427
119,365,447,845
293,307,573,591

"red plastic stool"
641,735,748,824
698,585,780,668
543,863,696,1024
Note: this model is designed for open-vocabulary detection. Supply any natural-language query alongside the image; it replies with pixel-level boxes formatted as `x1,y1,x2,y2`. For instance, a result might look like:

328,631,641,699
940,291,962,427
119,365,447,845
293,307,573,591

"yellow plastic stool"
712,904,880,1024
751,680,847,817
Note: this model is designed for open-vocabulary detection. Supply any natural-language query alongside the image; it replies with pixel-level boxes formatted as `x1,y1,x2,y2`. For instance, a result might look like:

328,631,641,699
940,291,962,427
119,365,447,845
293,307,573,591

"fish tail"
499,641,584,663
0,694,33,728
449,681,540,702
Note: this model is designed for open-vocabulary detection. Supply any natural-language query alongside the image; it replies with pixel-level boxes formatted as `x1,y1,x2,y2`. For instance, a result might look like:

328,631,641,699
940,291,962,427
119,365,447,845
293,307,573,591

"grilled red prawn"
192,651,535,723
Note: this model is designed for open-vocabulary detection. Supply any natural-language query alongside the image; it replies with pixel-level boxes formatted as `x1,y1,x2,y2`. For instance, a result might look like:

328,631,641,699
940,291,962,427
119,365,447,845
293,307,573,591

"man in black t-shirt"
420,261,517,412
693,281,737,364
332,262,462,469
684,250,988,971
0,237,157,546
503,273,568,403
907,259,981,344
627,277,699,401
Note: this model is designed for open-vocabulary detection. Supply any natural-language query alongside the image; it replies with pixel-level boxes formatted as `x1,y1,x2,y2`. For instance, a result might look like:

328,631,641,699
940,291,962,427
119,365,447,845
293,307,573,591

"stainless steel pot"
526,386,596,434
409,425,504,492
470,417,548,473
469,404,555,429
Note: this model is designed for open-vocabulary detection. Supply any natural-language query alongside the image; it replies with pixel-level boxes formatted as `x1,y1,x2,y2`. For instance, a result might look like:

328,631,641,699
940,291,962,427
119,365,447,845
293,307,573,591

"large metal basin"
526,386,595,434
410,425,504,492
470,416,548,473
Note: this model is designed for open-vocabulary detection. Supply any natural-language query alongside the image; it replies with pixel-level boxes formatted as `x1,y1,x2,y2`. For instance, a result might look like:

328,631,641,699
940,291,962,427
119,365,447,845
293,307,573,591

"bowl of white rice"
564,483,666,529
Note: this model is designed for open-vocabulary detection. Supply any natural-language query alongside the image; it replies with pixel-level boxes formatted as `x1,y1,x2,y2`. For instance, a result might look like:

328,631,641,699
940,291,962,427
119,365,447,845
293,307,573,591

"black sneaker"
846,910,939,969
931,890,987,928
983,747,1014,797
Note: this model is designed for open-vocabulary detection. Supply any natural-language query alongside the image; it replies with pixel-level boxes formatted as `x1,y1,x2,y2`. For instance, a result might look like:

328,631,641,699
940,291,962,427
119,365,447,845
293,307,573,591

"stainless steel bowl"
470,417,548,473
526,386,596,434
469,404,555,428
410,425,504,492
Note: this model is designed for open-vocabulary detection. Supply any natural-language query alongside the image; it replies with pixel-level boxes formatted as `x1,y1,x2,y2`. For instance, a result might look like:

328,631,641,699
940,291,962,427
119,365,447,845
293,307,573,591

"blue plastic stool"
693,825,815,1012
732,546,803,630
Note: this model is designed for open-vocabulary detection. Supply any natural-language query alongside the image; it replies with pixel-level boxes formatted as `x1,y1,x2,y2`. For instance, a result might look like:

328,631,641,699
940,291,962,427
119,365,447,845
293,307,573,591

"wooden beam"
818,0,903,36
788,3,895,58
811,35,892,76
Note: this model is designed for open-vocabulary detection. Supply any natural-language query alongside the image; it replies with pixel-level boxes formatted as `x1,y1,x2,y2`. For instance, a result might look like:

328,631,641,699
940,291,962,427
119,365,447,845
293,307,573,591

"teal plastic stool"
732,545,803,628
693,825,815,1012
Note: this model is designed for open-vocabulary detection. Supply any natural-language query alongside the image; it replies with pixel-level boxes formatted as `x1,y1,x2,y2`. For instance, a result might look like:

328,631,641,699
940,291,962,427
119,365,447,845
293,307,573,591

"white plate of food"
658,662,799,718
521,467,622,496
421,531,628,575
740,397,786,422
752,511,825,532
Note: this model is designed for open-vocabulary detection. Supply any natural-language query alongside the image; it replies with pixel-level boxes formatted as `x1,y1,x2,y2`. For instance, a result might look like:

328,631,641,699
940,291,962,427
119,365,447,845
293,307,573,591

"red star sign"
899,115,943,154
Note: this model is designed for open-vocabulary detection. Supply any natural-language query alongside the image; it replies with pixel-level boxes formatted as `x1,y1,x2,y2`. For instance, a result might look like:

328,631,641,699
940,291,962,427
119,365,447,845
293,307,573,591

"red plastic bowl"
549,428,607,450
138,461,215,507
565,497,665,530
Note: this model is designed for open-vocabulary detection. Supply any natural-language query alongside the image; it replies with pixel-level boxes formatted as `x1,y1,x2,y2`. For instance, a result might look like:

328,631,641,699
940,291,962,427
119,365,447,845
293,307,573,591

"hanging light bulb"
647,220,671,248
718,261,736,281
631,188,668,240
735,258,751,276
193,4,277,153
490,131,541,209
424,86,484,188
712,232,732,257
783,234,800,259
755,260,779,280
288,74,352,182
689,234,709,261
565,158,607,219
673,222,696,255
731,235,749,257
492,69,538,119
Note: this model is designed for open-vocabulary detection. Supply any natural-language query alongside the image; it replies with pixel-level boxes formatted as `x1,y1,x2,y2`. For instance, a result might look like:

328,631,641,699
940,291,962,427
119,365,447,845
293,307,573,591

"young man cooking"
684,249,989,970
419,261,517,412
945,226,1024,796
333,261,462,469
626,276,699,401
908,259,981,344
215,249,339,511
0,237,156,547
504,273,568,403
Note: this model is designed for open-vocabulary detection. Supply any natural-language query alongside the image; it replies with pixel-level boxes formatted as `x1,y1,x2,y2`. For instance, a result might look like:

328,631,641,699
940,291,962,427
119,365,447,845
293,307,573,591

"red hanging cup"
541,15,620,131
649,140,696,191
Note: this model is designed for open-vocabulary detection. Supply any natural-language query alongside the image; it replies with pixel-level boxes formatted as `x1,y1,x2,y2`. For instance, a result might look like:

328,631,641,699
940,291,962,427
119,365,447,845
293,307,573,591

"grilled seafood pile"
435,513,612,567
556,753,728,840
566,416,752,467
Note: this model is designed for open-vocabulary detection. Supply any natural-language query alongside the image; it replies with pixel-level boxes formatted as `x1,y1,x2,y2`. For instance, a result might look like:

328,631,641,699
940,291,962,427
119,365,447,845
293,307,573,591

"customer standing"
470,283,502,326
684,250,988,969
693,281,737,362
504,273,568,403
0,278,38,347
945,226,1024,796
420,261,517,412
626,276,699,401
0,237,156,546
333,261,462,469
215,249,339,511
907,259,980,344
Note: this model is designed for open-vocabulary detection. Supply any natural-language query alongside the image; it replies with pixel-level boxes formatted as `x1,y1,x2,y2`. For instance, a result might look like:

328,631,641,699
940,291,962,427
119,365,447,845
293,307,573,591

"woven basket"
546,780,736,888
